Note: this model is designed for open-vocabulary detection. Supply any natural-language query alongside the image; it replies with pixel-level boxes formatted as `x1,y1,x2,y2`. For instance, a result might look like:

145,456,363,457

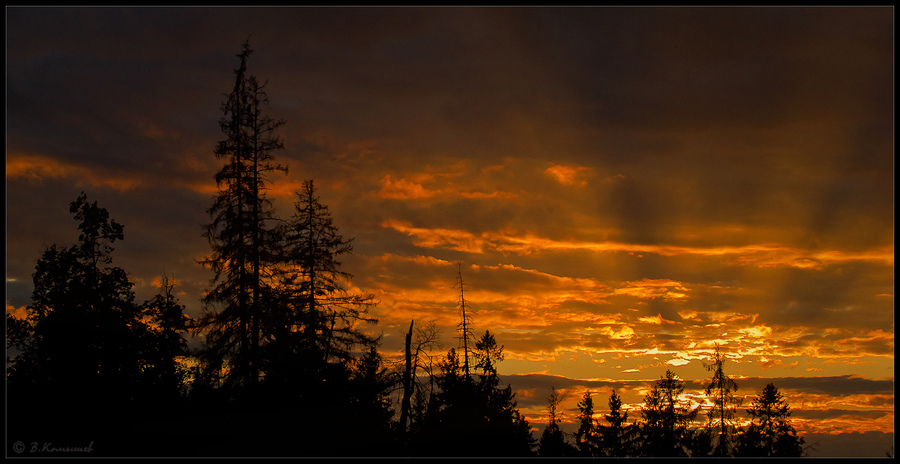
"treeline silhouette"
538,366,805,457
6,41,804,458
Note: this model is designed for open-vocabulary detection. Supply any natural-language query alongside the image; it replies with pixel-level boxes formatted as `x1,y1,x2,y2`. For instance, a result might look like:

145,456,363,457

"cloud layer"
6,7,893,455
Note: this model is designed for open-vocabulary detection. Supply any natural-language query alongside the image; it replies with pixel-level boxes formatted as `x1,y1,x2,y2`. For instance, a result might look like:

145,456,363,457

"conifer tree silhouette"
411,333,534,456
602,389,636,457
272,179,377,377
538,386,576,456
639,369,698,456
454,263,474,378
574,390,599,456
703,344,741,456
197,39,286,397
736,383,805,456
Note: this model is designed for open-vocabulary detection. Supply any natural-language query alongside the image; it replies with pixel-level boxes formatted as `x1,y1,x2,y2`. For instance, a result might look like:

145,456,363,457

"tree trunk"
400,319,414,435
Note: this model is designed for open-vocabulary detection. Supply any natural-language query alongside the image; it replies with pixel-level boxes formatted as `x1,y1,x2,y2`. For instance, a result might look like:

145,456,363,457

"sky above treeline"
6,6,894,457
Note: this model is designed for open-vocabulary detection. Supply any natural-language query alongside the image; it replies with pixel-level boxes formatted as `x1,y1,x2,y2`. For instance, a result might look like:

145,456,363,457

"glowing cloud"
7,153,143,191
6,303,27,320
544,163,591,186
380,221,893,268
638,313,678,325
376,175,436,199
381,219,486,253
615,279,690,301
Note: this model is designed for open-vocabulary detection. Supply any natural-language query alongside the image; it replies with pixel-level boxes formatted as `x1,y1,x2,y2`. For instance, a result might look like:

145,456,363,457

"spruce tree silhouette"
411,335,534,457
703,344,741,456
735,383,805,457
274,179,377,373
602,389,636,457
574,391,599,456
197,38,286,400
538,386,576,456
638,369,699,456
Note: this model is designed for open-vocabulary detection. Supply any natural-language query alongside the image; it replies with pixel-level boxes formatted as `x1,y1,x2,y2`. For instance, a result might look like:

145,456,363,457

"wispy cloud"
381,220,893,267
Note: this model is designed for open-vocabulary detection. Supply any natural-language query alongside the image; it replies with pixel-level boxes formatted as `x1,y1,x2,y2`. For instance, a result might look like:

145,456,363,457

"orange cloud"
739,325,773,339
7,153,143,191
376,175,437,199
544,163,591,186
375,253,456,268
599,325,636,341
615,279,690,301
382,219,486,253
381,221,893,267
374,172,518,201
7,154,75,179
758,356,800,371
6,303,27,320
637,313,678,325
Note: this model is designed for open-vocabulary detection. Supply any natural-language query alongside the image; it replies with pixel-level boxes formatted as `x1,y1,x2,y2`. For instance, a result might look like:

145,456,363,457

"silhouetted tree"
400,319,441,439
538,386,576,456
601,389,636,457
703,344,741,456
688,424,716,457
345,345,398,454
574,391,600,456
411,336,534,457
197,39,286,397
454,263,475,378
473,329,503,375
140,275,193,402
6,193,191,455
410,347,468,454
10,193,140,403
268,179,377,384
638,370,699,456
400,320,416,436
735,383,805,457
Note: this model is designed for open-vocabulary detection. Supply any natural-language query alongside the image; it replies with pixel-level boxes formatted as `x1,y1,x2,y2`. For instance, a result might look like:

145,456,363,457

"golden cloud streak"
374,174,518,201
637,314,678,325
614,278,690,301
375,253,456,267
381,221,893,267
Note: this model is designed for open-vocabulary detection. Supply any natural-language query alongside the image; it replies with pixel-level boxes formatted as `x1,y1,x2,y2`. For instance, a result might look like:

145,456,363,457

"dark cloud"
793,409,891,421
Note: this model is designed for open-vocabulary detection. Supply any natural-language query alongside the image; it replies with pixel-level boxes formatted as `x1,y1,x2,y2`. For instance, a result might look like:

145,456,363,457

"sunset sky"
6,6,893,457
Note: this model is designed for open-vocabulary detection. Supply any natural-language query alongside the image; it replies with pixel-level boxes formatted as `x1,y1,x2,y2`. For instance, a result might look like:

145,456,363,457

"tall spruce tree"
273,179,377,375
197,39,286,396
574,391,599,456
602,389,635,457
703,344,741,456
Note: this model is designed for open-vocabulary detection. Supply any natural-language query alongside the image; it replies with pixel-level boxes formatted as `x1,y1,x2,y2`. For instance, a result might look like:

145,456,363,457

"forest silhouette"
6,42,806,458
